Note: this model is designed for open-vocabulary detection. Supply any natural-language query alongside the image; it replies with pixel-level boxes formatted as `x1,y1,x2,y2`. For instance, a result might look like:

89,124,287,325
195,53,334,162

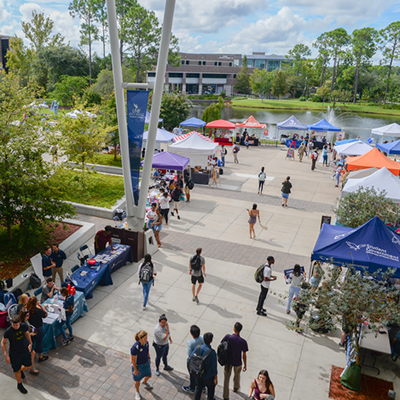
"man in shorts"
1,314,35,394
189,248,206,303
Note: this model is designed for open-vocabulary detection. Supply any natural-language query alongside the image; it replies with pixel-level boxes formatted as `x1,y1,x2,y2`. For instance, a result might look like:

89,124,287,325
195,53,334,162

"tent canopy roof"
169,131,218,154
342,167,400,203
179,117,206,127
235,115,266,129
335,138,360,146
142,128,175,143
334,140,372,156
376,139,400,154
145,110,163,123
277,115,307,130
371,122,400,136
205,119,236,129
346,147,400,175
312,216,400,277
140,151,189,171
307,118,341,132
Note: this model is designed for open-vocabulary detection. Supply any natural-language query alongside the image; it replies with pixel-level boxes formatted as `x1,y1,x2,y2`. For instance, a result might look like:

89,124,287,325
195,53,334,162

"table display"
214,137,233,146
42,291,88,352
94,244,133,273
240,137,259,146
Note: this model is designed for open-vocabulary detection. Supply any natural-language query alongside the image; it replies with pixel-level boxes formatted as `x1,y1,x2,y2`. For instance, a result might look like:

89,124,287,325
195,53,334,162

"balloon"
367,137,373,144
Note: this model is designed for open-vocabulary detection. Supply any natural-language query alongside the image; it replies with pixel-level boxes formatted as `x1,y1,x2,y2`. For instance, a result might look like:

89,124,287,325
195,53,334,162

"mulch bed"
329,365,394,400
0,222,81,280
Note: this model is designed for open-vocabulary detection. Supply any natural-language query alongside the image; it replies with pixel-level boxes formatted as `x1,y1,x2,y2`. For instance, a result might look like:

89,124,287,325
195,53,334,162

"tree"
93,0,108,59
50,75,89,106
250,69,273,100
6,37,36,86
314,32,331,86
380,22,400,102
235,55,251,94
21,10,64,51
351,27,380,103
92,67,135,98
69,0,99,85
315,83,331,102
0,71,74,242
286,44,311,76
201,97,225,123
157,93,192,131
271,70,287,98
98,94,119,160
335,187,398,228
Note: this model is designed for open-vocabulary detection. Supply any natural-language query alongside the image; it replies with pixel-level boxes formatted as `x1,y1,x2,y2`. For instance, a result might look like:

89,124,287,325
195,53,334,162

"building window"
229,62,232,67
202,61,206,65
214,62,218,66
198,61,202,65
267,60,280,72
187,73,200,78
181,60,185,65
185,60,190,65
203,73,227,79
169,72,183,78
234,59,239,67
148,72,156,77
255,59,265,69
233,74,236,78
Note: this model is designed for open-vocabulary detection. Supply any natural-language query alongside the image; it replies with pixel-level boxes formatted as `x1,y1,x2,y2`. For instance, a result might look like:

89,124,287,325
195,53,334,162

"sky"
1,0,400,61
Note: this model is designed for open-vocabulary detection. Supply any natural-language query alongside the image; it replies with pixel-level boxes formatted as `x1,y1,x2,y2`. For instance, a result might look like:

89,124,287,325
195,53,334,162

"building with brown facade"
0,34,10,71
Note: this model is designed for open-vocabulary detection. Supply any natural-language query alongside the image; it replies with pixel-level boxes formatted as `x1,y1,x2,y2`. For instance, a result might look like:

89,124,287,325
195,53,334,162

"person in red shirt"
94,226,114,254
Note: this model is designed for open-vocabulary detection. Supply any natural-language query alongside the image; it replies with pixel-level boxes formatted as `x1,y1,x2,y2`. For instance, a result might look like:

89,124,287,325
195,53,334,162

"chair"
71,265,80,273
34,287,43,297
77,245,93,266
7,304,18,320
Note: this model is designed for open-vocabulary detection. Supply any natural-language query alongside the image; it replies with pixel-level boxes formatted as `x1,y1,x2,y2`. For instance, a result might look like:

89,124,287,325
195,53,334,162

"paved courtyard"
1,145,399,399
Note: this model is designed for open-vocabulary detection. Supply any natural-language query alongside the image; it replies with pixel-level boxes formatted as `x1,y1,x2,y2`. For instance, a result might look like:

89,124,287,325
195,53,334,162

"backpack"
30,273,41,289
254,264,265,283
139,262,153,283
217,335,230,366
259,172,266,181
188,181,194,190
190,255,202,271
172,189,180,201
188,344,212,378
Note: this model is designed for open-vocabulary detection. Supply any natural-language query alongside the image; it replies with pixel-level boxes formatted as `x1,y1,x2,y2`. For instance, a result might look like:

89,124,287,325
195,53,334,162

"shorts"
282,192,289,199
191,274,204,284
132,361,152,382
10,351,32,372
171,200,180,210
154,224,162,232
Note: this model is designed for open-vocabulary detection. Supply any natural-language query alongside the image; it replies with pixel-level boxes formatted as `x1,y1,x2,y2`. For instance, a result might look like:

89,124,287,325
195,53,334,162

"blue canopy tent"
311,217,400,278
145,111,163,124
307,119,341,132
335,138,361,146
377,139,400,155
277,115,307,130
179,117,207,127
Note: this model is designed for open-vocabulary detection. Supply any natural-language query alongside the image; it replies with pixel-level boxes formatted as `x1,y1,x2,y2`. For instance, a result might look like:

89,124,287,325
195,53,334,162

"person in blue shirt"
42,246,55,278
57,288,74,346
191,332,217,400
182,325,204,393
51,244,67,285
322,145,329,167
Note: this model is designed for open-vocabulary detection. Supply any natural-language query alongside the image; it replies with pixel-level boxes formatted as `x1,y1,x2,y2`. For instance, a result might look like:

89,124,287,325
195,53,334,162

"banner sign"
127,90,149,205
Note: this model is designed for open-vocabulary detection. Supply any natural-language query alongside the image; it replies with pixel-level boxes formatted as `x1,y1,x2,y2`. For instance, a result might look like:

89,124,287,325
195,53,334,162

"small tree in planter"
290,265,400,391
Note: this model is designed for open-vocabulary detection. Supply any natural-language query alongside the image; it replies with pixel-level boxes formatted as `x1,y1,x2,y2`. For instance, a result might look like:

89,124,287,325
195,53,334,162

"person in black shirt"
27,296,48,364
1,314,34,394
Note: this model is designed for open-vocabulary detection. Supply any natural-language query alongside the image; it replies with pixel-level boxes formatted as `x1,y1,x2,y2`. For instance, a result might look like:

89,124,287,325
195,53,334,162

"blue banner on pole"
127,90,149,205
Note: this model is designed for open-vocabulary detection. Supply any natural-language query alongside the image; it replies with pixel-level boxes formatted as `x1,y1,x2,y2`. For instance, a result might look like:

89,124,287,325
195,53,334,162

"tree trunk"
352,65,359,104
114,146,117,161
120,38,124,64
89,21,92,86
7,221,12,241
330,50,337,92
384,40,397,103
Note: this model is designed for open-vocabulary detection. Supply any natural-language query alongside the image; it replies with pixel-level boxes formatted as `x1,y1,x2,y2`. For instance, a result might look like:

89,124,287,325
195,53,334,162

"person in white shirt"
256,256,277,316
258,167,266,194
285,264,306,314
146,203,157,232
158,192,171,225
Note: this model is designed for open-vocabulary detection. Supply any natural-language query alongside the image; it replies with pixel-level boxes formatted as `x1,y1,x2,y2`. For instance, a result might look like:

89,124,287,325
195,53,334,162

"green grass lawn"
88,153,123,168
55,169,125,208
231,98,400,116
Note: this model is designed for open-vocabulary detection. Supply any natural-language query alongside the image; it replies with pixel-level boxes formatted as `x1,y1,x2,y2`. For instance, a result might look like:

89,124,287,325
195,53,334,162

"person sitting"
40,278,59,304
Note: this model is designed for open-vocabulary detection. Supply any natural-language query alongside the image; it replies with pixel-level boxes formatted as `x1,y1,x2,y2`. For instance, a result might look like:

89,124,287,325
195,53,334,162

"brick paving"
0,337,247,400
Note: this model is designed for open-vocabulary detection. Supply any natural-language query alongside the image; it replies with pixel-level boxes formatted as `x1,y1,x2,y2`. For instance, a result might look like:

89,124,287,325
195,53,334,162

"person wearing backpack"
256,256,277,317
138,254,157,311
258,167,266,195
221,322,248,400
190,248,206,303
171,183,183,220
190,332,218,400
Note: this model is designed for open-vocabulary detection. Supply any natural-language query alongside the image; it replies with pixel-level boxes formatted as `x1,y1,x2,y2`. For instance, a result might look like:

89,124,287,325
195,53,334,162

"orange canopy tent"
235,115,266,129
346,147,400,176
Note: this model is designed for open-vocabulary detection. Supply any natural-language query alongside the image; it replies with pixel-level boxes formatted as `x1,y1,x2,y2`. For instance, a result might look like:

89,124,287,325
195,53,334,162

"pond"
189,103,400,143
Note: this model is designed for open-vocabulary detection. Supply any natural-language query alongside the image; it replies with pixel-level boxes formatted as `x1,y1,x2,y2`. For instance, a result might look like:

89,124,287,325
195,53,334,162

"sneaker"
182,386,195,394
143,305,148,310
192,296,196,302
17,383,28,394
177,215,181,220
68,336,74,342
135,392,141,400
195,296,199,304
155,369,160,376
257,311,267,316
339,342,345,347
164,365,174,371
38,355,49,363
144,382,153,390
171,212,174,216
61,339,70,346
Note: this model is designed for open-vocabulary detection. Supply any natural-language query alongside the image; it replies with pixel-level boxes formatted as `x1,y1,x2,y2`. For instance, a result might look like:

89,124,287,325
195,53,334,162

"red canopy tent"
205,119,236,129
235,115,266,129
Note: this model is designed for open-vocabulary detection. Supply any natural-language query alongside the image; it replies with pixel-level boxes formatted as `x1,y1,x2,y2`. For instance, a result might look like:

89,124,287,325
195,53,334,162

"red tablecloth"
214,137,233,146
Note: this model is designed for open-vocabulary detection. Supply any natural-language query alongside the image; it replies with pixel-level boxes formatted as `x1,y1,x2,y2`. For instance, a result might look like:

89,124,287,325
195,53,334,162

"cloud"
0,0,11,23
19,2,44,21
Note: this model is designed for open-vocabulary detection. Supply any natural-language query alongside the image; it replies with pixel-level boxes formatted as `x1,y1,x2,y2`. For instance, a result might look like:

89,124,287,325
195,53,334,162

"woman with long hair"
151,208,162,248
131,330,152,400
27,296,49,363
248,369,275,399
17,293,29,313
281,176,292,207
138,254,157,310
18,308,39,375
285,264,306,314
247,203,260,239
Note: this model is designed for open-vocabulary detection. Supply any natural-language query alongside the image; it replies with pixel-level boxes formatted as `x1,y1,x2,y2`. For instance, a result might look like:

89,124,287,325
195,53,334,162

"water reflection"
189,104,399,142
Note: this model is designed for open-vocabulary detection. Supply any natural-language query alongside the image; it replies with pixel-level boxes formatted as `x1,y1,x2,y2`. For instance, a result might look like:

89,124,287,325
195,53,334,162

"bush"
299,96,307,102
311,95,322,102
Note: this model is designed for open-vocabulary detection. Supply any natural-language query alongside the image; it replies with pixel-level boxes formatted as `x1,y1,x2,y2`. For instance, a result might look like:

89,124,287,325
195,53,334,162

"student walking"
285,264,306,314
190,248,206,303
159,192,171,225
247,204,260,239
171,184,183,220
138,254,157,310
281,176,292,207
153,314,173,376
256,256,277,316
131,330,152,400
232,144,239,163
258,167,266,194
221,145,228,166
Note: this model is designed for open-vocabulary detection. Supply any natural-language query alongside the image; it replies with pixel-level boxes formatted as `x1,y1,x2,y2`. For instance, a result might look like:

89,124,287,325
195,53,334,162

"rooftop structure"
0,35,10,71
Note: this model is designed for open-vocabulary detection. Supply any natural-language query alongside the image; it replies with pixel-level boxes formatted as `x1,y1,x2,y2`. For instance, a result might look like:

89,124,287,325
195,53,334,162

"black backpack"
190,255,202,271
30,273,41,289
172,188,180,201
217,335,230,366
188,344,212,378
139,263,153,283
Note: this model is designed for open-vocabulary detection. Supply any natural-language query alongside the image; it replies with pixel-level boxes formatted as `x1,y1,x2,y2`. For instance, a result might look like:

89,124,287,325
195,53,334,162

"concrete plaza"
1,145,399,399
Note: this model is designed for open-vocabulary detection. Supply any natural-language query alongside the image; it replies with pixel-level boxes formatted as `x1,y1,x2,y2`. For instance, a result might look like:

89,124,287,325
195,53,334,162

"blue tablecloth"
96,244,133,273
71,263,113,299
42,291,87,353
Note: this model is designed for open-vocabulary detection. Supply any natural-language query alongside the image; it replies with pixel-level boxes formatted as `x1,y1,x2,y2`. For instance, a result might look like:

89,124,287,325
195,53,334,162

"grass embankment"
88,153,122,168
231,98,400,117
55,169,125,208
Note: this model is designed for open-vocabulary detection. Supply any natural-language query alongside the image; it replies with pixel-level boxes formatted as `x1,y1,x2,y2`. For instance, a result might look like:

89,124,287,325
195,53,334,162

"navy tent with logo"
311,217,400,277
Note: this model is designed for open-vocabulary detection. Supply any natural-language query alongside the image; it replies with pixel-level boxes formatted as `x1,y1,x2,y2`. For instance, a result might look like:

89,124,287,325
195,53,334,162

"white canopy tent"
168,131,218,167
342,167,400,203
371,123,400,137
347,167,379,180
142,128,176,151
334,140,372,156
